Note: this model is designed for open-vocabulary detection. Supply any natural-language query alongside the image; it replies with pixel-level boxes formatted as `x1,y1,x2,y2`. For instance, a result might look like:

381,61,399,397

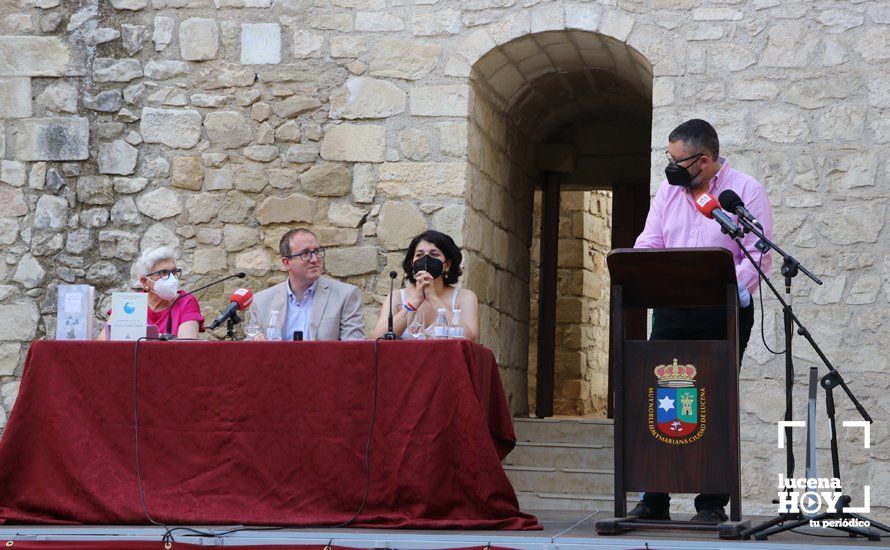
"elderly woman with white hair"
99,247,204,339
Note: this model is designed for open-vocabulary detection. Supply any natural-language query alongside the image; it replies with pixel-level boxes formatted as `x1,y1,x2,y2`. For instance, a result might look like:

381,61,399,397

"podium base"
594,517,750,539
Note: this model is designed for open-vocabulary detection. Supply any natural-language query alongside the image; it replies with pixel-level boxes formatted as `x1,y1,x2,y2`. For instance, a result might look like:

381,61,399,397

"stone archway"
459,23,653,416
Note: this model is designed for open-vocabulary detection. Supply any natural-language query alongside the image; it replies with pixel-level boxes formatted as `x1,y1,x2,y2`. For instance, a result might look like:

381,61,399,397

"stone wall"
528,189,610,416
0,0,887,519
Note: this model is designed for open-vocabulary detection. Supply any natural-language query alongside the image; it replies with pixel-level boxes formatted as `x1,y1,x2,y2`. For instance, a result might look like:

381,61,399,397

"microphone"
208,288,254,330
383,271,398,340
718,189,763,229
694,193,744,238
164,272,247,336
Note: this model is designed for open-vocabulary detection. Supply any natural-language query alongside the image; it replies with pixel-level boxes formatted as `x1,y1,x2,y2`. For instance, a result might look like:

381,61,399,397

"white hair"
133,246,178,281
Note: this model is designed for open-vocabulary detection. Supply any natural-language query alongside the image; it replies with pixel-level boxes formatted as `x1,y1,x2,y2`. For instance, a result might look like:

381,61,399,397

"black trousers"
642,303,755,512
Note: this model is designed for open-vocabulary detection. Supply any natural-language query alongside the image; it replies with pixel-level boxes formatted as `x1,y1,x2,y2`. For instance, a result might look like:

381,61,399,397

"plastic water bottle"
448,308,465,339
265,309,282,341
430,308,449,339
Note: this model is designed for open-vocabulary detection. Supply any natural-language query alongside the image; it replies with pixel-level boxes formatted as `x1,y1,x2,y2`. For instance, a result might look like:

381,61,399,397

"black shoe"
626,501,670,520
691,507,728,523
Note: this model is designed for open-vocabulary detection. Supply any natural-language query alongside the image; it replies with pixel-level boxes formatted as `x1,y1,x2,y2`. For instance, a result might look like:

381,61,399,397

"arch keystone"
456,29,497,65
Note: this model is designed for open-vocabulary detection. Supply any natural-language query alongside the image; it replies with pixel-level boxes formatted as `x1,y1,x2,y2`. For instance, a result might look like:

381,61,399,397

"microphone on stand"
718,189,763,229
694,193,744,238
383,271,398,340
163,272,247,338
208,288,254,330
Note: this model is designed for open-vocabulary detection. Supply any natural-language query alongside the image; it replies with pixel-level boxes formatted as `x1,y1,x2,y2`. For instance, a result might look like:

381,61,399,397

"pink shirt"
148,291,205,335
634,158,773,295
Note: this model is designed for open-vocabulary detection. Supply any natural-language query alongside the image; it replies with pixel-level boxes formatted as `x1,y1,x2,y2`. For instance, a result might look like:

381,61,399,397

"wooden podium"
597,248,747,538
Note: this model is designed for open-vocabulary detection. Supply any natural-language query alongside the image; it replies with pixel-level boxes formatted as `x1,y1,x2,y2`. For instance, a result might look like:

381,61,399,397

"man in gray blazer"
250,228,366,341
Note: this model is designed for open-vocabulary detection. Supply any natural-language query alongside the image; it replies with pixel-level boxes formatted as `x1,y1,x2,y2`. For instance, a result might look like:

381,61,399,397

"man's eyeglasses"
146,268,182,279
286,248,325,261
665,151,704,167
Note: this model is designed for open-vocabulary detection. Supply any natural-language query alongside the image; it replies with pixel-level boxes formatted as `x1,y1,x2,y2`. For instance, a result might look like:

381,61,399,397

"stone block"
324,246,378,277
111,0,148,9
314,227,359,247
328,202,368,228
180,18,219,61
98,230,140,261
234,247,272,276
204,169,234,191
0,36,73,77
272,96,321,118
0,78,31,118
356,12,404,32
36,82,77,114
243,146,278,162
0,219,18,245
185,193,221,224
300,163,351,196
0,344,19,377
98,140,138,175
330,36,366,58
193,247,228,274
0,301,39,340
377,201,426,250
285,144,320,164
241,23,281,65
255,194,316,225
320,124,386,163
431,204,465,247
113,177,149,194
352,164,376,203
411,10,462,36
12,254,45,288
291,30,323,59
0,160,25,187
136,188,182,220
224,225,260,252
235,164,269,191
194,62,256,89
438,122,467,157
398,129,429,161
378,162,467,199
14,117,89,161
202,111,253,150
144,59,189,80
329,77,406,120
172,156,203,190
76,176,113,205
410,85,468,116
140,108,202,149
93,58,142,82
83,89,123,112
122,24,150,54
111,197,141,225
34,194,67,231
370,39,442,81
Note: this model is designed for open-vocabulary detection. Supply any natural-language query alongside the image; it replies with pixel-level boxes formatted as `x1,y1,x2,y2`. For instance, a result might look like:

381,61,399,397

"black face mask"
665,154,703,188
413,255,444,280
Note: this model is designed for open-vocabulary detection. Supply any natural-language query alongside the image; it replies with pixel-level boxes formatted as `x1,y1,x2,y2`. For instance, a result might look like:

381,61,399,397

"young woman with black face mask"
370,230,479,341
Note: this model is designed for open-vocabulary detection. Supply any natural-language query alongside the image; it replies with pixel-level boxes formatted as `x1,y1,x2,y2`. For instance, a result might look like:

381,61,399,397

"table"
0,340,539,530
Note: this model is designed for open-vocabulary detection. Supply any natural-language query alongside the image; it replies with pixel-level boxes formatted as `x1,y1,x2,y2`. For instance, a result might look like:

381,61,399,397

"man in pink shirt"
630,119,773,523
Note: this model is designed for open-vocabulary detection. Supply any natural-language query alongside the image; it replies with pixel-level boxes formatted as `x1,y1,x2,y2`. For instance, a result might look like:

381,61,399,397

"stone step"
504,465,614,496
503,441,613,470
512,416,613,446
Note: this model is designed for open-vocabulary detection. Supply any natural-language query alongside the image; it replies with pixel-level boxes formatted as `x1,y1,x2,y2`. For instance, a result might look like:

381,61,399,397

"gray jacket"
249,276,366,341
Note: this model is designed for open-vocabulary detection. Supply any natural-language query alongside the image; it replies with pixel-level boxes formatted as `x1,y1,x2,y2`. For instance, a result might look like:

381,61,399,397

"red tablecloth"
0,340,539,530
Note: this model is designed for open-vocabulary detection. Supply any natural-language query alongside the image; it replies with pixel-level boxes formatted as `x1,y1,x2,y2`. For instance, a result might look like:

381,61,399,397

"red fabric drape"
0,341,539,530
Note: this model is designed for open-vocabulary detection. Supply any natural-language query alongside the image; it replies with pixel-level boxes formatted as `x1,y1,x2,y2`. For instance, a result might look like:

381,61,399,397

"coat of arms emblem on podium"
647,358,707,444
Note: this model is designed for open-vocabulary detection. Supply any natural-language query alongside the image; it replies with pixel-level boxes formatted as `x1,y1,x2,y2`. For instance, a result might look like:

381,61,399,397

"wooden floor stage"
1,510,886,549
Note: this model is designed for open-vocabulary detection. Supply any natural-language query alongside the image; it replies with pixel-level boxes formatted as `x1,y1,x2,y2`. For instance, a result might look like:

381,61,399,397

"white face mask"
151,275,180,301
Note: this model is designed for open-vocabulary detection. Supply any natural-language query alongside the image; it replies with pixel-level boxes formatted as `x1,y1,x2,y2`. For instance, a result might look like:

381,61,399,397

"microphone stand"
729,218,884,541
383,271,397,340
161,272,246,339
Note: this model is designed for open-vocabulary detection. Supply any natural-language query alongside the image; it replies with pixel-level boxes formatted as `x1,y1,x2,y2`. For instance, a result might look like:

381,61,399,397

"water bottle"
430,308,449,339
265,309,282,341
448,308,465,339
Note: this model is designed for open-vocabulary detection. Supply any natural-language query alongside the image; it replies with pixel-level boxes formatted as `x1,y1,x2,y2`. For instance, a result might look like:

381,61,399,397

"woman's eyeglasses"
146,268,182,279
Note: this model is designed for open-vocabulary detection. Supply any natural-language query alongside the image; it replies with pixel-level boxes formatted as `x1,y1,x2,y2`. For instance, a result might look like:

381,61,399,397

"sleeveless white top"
398,286,460,339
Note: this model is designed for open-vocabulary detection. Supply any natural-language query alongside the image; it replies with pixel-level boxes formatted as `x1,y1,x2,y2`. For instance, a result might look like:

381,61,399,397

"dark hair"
668,119,719,160
402,230,463,286
278,228,317,257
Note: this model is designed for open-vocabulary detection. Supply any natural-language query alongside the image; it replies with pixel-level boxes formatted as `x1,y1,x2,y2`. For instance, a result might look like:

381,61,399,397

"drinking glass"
243,309,261,340
407,311,425,340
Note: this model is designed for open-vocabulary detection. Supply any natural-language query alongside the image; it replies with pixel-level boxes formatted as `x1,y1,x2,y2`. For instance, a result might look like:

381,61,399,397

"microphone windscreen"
235,272,247,278
230,288,254,310
694,193,720,219
389,271,398,279
718,189,743,213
